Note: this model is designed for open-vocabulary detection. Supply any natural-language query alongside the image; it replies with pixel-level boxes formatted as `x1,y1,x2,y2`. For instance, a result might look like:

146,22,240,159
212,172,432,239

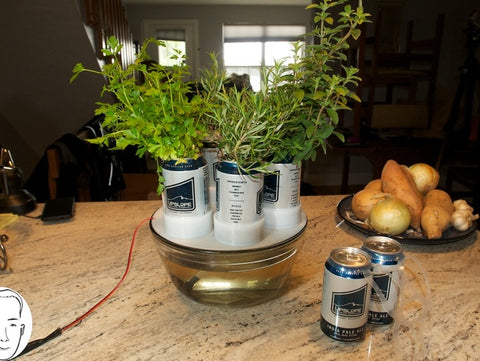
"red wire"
61,216,153,332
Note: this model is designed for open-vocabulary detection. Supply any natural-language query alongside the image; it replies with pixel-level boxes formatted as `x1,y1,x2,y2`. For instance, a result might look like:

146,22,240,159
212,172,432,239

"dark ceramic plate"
337,195,477,245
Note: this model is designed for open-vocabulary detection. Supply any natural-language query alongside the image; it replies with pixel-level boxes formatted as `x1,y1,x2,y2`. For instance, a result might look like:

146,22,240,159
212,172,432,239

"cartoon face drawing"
0,288,32,360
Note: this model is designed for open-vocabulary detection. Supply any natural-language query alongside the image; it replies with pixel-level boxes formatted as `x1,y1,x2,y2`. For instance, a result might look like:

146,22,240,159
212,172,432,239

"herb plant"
70,36,209,193
200,54,302,173
200,0,369,171
273,0,370,164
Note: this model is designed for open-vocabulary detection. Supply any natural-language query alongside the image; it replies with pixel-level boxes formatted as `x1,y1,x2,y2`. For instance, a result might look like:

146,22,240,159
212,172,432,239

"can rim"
329,247,371,268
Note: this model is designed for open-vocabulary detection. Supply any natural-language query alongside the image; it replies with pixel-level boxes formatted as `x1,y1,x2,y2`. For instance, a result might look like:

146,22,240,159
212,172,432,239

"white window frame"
142,19,200,80
223,25,306,91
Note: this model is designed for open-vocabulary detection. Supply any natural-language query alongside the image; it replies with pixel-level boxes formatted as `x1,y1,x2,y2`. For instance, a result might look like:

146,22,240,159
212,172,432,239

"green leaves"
71,36,208,163
275,0,369,162
70,1,370,191
200,0,370,168
70,36,211,193
200,54,304,171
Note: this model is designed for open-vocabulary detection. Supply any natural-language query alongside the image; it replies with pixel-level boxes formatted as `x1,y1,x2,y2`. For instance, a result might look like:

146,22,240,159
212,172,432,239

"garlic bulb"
451,210,473,231
450,199,479,231
453,199,474,213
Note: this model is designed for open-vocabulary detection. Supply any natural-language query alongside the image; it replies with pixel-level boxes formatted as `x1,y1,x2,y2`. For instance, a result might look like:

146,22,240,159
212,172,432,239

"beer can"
361,236,405,325
215,161,263,224
320,247,372,342
263,161,301,208
162,157,210,216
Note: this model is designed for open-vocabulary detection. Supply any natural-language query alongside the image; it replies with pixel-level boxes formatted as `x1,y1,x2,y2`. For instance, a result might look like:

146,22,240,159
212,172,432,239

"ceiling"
122,0,310,5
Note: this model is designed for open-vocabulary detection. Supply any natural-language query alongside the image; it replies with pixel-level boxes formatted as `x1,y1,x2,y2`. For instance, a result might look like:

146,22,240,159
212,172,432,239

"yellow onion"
368,198,411,235
408,163,440,194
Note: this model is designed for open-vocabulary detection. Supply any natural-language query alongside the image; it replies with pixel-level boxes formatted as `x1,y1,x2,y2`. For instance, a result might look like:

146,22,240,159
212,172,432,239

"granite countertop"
1,195,478,360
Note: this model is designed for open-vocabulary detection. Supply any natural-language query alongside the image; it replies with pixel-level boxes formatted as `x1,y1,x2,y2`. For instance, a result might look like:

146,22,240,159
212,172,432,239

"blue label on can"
371,274,391,302
320,318,366,342
215,161,264,223
368,310,394,325
368,272,397,325
362,237,404,265
263,170,280,202
332,285,368,318
165,177,196,212
217,161,260,175
321,249,371,342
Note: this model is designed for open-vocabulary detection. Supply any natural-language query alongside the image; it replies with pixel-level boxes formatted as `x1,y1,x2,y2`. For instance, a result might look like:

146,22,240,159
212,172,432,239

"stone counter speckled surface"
1,196,478,360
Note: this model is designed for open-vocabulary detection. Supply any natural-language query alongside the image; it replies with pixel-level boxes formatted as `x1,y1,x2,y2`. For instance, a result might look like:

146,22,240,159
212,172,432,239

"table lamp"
0,147,36,215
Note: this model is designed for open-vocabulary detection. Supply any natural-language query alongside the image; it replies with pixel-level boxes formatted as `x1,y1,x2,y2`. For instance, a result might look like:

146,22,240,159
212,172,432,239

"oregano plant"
271,0,370,164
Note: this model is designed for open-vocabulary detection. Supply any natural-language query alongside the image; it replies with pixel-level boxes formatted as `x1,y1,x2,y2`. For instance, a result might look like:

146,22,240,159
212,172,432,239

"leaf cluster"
276,0,370,163
71,36,208,165
200,54,303,172
69,0,369,191
199,0,369,170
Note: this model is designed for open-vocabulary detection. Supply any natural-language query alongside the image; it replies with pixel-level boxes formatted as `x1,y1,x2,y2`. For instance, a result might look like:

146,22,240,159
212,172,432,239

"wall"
1,0,478,185
0,0,105,179
125,4,310,72
126,1,479,94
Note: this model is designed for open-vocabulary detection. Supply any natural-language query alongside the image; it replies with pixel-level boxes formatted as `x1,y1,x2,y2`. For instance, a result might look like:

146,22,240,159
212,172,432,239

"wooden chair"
46,144,91,202
46,129,98,201
46,147,61,200
362,11,445,131
331,11,446,193
406,13,445,126
363,8,422,131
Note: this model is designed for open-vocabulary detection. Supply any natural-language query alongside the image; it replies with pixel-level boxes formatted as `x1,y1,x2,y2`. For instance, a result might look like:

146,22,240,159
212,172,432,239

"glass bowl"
150,209,307,307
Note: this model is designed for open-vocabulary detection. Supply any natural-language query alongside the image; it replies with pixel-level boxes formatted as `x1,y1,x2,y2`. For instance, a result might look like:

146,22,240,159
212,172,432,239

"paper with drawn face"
0,288,32,360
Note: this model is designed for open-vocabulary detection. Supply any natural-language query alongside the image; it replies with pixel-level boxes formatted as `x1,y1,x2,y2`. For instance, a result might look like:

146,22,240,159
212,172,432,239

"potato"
421,189,454,239
352,186,389,220
365,178,382,191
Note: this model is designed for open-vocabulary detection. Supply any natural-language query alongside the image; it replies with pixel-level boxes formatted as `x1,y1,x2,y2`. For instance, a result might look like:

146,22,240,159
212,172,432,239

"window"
156,29,187,67
223,25,306,91
143,19,199,79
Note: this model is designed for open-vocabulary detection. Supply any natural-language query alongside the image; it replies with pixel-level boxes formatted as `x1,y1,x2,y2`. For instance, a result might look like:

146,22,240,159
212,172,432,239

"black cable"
21,214,41,219
17,328,63,357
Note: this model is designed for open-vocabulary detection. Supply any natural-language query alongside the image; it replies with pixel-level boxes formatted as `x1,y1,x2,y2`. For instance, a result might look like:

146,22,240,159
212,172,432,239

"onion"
408,163,440,194
368,198,411,235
